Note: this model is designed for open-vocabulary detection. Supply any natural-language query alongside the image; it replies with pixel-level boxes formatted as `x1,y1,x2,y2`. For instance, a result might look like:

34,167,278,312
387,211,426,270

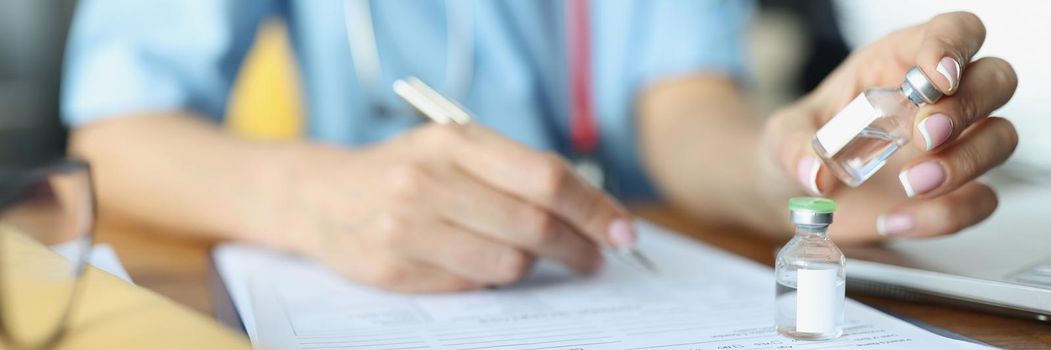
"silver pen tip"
620,247,659,275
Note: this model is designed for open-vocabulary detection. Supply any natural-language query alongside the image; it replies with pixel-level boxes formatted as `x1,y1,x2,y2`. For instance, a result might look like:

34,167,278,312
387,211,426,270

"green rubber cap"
788,197,836,213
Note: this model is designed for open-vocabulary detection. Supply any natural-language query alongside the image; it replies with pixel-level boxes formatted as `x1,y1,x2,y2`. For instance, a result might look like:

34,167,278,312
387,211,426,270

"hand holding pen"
395,77,657,275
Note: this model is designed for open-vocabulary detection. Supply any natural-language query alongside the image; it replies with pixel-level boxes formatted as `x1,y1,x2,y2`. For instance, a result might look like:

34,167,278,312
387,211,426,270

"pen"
393,76,659,275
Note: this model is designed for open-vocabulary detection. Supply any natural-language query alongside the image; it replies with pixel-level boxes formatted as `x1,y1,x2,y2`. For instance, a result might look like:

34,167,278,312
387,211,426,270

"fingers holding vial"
912,57,1017,152
899,117,1017,199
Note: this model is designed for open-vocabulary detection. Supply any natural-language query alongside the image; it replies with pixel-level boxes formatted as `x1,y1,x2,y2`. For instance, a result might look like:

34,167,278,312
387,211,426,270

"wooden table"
94,205,1051,349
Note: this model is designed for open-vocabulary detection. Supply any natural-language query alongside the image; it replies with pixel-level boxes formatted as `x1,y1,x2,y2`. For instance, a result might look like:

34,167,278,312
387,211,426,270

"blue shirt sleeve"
61,0,276,126
630,0,753,84
589,0,753,199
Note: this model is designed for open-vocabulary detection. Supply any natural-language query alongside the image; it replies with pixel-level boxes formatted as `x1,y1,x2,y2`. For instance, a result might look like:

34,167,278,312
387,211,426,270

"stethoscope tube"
343,0,475,117
343,0,611,191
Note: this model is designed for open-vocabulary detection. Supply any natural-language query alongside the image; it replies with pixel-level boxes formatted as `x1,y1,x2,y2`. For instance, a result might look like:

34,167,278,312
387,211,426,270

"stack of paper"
215,221,991,350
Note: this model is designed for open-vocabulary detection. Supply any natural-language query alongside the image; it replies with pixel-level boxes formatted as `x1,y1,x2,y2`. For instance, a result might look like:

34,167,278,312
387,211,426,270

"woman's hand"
761,12,1017,243
268,123,634,292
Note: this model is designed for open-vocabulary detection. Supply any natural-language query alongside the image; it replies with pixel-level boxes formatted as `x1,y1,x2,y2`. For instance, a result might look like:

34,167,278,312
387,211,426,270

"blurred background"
1,0,1047,178
0,0,76,166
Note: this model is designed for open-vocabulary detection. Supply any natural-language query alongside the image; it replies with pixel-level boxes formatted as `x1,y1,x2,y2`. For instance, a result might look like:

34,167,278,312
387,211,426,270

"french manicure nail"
898,161,946,197
607,219,637,247
877,213,915,236
917,114,953,151
796,156,822,195
936,57,961,91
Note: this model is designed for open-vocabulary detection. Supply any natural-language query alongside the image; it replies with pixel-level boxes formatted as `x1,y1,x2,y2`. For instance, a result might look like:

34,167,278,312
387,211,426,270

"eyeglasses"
0,159,95,349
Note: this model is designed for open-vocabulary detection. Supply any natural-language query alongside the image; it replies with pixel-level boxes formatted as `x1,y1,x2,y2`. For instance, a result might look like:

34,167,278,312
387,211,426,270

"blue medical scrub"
62,0,751,199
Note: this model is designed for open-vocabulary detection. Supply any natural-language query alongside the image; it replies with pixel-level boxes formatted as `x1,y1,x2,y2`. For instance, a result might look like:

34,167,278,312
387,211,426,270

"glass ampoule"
775,197,845,340
813,67,945,187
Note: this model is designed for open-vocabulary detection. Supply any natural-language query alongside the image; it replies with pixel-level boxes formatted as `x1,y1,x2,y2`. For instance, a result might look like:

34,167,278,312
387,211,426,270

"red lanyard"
566,0,598,155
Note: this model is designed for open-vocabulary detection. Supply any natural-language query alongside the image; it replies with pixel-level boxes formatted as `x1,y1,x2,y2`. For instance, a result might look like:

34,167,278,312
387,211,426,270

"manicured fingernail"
607,219,637,247
898,161,946,197
796,156,822,195
917,114,953,151
936,57,961,92
877,213,915,236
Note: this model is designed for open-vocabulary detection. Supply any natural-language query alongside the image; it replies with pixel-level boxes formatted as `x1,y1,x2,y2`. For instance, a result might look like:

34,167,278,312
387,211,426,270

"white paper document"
215,221,991,350
53,242,133,283
88,244,133,283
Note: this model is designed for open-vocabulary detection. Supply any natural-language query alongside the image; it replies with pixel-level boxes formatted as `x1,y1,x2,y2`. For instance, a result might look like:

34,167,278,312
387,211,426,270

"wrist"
233,141,326,254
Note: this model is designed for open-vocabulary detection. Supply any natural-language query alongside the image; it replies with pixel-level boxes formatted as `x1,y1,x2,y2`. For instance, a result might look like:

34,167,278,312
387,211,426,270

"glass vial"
775,197,845,340
812,67,945,187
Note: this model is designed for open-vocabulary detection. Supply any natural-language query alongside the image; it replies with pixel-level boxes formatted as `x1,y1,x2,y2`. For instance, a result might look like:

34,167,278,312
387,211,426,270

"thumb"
767,106,841,196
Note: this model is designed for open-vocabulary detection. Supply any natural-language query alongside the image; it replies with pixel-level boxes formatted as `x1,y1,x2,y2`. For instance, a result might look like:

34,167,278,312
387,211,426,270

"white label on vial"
796,269,837,333
814,94,880,156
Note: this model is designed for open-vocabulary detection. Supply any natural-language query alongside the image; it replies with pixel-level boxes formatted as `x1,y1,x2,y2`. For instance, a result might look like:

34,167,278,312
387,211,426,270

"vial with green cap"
775,197,845,340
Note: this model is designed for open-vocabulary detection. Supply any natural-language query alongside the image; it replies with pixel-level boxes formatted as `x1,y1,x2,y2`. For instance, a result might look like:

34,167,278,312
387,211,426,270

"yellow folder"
1,226,249,350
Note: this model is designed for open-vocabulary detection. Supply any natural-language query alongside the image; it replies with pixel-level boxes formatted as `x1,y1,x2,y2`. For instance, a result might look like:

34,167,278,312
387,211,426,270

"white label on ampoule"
796,269,837,333
814,94,879,156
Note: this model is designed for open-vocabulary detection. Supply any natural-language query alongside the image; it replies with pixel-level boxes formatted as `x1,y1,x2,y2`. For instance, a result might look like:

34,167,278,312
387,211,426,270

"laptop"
844,168,1051,322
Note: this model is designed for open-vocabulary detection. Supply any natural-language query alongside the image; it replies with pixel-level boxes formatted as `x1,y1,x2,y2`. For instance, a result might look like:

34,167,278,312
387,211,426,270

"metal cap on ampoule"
901,66,944,105
788,197,835,226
